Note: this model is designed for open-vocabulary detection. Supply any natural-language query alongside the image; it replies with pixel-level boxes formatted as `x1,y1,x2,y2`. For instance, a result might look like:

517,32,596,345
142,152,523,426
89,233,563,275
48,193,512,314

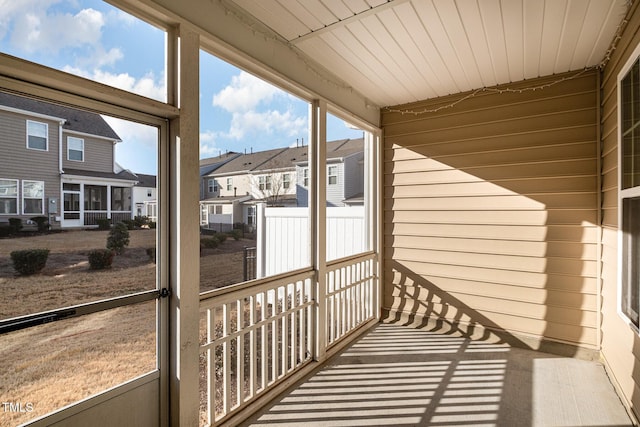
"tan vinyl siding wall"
600,1,640,420
0,110,60,222
382,71,599,350
62,133,114,173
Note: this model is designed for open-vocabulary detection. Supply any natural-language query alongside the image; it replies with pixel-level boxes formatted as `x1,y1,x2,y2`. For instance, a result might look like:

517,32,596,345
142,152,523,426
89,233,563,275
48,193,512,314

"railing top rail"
199,267,314,306
326,250,376,270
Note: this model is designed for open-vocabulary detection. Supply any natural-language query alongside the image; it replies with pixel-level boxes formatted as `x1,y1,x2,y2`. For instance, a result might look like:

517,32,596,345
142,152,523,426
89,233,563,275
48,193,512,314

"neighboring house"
199,146,288,227
199,151,240,200
296,138,364,207
132,173,157,222
198,138,365,227
0,92,136,228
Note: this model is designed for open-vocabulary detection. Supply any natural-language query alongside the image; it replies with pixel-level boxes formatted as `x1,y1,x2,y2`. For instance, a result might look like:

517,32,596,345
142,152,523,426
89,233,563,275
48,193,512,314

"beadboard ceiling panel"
229,0,629,107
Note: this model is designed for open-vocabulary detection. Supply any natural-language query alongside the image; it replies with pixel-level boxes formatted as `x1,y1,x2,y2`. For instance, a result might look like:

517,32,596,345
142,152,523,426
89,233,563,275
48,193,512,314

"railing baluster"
207,308,215,424
249,295,256,398
223,303,230,415
237,299,243,407
260,291,267,392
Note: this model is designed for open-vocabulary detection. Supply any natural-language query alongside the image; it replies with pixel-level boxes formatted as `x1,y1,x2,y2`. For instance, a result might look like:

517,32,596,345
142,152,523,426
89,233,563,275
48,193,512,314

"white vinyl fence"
256,204,366,278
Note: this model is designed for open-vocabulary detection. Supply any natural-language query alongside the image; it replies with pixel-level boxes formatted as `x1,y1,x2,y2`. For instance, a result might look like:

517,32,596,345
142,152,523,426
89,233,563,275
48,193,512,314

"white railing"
199,252,378,425
325,252,377,347
200,269,314,425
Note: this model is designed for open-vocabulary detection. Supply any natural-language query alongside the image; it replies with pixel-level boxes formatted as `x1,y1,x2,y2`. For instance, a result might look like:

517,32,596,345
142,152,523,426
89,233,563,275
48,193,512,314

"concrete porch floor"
244,323,633,427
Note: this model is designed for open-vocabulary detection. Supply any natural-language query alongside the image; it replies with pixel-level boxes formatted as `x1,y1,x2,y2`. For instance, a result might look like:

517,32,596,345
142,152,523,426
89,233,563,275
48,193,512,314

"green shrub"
30,216,49,232
228,229,241,241
134,216,149,227
217,233,227,243
96,218,111,230
122,219,136,230
8,218,22,234
149,221,157,229
146,247,156,263
88,249,114,270
201,236,220,248
106,222,130,255
10,249,49,275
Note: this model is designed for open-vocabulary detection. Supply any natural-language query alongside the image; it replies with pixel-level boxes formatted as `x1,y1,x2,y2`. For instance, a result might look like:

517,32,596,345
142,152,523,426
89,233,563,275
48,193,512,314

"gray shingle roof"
200,138,364,176
134,173,157,187
209,147,287,176
199,152,241,176
0,92,121,140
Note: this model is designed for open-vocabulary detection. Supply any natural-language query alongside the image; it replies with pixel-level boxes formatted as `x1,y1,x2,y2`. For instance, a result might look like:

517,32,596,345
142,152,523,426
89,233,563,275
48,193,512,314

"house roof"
199,152,242,176
0,92,121,140
208,147,288,176
258,145,309,171
63,168,138,182
204,138,365,175
227,0,630,108
134,173,157,188
328,138,364,160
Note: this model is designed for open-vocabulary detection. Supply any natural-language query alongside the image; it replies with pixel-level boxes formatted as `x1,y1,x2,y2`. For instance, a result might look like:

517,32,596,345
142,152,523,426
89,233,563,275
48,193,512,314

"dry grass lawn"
0,229,253,426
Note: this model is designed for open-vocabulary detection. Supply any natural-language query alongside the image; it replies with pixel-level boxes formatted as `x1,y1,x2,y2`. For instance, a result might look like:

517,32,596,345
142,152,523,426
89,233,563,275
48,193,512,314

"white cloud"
10,7,105,53
200,131,221,157
63,66,166,102
227,110,307,140
213,71,308,142
213,71,279,113
0,0,60,40
104,116,158,149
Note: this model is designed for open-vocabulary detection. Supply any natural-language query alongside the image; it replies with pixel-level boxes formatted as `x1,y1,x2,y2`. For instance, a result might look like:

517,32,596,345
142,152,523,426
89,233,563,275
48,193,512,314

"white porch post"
311,99,328,361
169,25,200,426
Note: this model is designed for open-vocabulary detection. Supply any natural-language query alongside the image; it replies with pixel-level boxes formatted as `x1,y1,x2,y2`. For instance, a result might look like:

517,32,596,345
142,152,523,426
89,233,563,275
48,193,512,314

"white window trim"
226,177,232,191
328,165,338,185
208,178,216,193
67,136,85,162
283,173,290,189
0,178,18,215
22,180,44,215
26,120,48,151
617,40,640,331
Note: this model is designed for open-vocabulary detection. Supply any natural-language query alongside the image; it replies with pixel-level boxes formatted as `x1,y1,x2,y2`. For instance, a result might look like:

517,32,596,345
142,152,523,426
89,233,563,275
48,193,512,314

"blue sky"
0,0,362,175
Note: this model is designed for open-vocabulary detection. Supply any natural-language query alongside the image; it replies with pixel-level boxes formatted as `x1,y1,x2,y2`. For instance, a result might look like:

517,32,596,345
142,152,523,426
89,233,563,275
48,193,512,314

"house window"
0,179,18,214
208,179,218,193
226,177,233,191
27,120,48,151
283,173,290,189
328,165,338,185
111,187,132,211
84,185,107,210
22,180,44,214
620,54,640,328
247,206,256,225
303,168,309,187
215,205,223,215
259,175,271,191
67,136,84,161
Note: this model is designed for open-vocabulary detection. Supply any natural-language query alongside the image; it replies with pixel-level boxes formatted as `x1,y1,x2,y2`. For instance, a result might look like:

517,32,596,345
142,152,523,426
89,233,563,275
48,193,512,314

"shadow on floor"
243,323,632,427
